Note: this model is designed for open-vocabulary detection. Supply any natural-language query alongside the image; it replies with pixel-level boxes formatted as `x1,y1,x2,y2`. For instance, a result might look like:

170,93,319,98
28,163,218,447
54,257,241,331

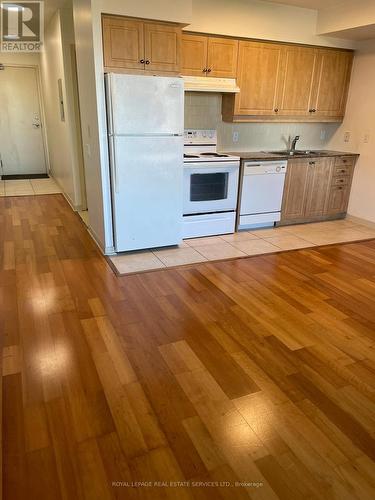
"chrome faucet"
290,135,300,153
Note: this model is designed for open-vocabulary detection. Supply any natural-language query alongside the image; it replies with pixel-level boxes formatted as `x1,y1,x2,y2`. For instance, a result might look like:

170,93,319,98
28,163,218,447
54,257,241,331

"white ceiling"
266,0,348,10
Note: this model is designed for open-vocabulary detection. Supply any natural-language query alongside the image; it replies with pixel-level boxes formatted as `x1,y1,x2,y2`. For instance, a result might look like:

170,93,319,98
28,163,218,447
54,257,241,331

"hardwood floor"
1,194,375,500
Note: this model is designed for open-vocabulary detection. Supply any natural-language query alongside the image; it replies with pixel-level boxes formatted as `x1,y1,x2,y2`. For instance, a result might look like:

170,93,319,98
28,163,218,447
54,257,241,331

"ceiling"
266,0,347,10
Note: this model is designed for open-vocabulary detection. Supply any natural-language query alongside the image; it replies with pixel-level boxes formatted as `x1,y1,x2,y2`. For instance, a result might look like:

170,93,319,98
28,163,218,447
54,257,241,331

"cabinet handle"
207,68,212,73
203,68,207,73
338,187,343,190
342,159,347,163
145,60,150,65
139,59,145,64
309,161,315,165
274,108,279,113
340,169,346,173
339,179,344,183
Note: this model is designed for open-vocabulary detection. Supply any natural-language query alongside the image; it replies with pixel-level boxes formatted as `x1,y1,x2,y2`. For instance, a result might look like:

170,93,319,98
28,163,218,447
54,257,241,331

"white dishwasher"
239,160,288,229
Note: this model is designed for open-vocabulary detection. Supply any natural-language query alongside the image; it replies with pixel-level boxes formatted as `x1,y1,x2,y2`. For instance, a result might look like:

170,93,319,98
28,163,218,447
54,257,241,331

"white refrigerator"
105,73,184,252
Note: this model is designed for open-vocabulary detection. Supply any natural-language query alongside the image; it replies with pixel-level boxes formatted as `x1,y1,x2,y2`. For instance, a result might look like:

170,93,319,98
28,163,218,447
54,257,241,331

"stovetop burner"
184,154,200,158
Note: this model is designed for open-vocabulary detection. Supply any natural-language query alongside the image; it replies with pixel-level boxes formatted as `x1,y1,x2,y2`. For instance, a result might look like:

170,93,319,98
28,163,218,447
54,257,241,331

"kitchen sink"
266,150,326,157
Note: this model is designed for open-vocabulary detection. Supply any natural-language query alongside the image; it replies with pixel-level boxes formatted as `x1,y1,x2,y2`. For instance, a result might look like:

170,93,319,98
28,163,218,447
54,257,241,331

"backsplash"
184,92,340,152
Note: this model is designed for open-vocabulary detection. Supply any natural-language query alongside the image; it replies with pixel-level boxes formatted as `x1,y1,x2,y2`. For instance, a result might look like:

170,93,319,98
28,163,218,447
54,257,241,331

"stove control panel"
184,129,217,146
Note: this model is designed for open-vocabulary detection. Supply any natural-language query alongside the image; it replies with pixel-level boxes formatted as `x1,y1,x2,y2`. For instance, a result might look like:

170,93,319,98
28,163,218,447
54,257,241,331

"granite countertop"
223,150,359,161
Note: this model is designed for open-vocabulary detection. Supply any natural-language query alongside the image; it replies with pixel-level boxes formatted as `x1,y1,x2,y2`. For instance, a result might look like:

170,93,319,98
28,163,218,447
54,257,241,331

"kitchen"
3,2,375,499
100,8,366,274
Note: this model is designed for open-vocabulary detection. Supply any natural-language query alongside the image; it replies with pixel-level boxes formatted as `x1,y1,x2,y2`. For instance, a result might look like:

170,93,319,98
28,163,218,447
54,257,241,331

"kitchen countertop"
223,150,359,161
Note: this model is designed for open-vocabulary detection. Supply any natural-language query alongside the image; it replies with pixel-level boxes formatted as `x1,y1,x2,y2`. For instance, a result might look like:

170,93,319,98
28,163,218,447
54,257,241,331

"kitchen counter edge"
223,150,359,161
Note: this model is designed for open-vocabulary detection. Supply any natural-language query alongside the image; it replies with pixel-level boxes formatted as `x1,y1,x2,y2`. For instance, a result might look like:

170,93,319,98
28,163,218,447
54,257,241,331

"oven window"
190,173,228,202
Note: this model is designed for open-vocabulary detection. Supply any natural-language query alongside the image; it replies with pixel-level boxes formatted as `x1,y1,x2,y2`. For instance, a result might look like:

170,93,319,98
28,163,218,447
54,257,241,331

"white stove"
182,130,240,239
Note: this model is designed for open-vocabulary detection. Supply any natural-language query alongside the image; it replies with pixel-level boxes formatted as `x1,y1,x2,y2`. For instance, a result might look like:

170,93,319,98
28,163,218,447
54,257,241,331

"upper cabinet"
311,49,353,119
223,42,353,122
102,15,181,74
181,33,238,78
277,46,318,117
103,16,144,70
228,41,284,115
102,16,354,122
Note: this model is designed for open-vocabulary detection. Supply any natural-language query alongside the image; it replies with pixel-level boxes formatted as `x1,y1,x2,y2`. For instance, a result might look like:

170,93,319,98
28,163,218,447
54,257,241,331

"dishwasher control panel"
243,161,287,176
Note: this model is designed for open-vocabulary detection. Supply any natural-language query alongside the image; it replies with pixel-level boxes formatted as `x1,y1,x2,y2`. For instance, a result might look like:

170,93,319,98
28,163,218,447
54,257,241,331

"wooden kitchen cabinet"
181,34,208,76
181,34,238,78
280,155,356,225
326,186,350,215
304,157,333,218
312,49,353,119
102,15,181,74
281,159,311,220
144,23,181,73
102,16,144,70
277,46,318,117
224,40,284,117
223,41,353,122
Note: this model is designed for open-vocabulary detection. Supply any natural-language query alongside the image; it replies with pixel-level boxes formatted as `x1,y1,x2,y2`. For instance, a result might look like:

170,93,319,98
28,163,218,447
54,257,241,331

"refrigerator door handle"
109,137,119,194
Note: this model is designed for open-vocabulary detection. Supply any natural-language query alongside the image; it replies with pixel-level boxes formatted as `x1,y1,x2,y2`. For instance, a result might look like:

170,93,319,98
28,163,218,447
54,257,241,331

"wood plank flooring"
1,194,375,500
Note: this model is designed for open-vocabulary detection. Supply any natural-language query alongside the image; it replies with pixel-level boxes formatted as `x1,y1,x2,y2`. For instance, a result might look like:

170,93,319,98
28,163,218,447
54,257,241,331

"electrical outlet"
344,131,351,143
320,129,326,141
233,131,239,143
364,133,370,144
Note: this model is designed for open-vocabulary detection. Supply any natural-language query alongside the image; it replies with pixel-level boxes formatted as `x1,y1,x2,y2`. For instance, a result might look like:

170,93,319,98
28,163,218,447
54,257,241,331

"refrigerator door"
106,73,184,136
110,135,183,251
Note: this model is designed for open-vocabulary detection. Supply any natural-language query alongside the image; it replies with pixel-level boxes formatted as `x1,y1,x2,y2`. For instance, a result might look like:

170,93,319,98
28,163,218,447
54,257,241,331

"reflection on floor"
109,218,375,275
0,178,62,196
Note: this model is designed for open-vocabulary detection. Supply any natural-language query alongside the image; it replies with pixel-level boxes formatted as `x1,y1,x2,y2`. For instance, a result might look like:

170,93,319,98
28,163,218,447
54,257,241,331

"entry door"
0,66,47,175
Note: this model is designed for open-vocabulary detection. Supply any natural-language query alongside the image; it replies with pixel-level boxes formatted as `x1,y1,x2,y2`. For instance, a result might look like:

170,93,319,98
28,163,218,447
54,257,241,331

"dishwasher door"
240,161,287,217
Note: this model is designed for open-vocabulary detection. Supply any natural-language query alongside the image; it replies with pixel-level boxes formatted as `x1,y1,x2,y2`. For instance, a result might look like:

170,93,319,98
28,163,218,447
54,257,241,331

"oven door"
183,161,240,215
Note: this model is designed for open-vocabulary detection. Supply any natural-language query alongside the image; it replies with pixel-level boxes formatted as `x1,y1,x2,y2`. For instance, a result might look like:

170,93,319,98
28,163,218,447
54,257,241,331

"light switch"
233,131,239,143
344,131,350,143
364,133,370,144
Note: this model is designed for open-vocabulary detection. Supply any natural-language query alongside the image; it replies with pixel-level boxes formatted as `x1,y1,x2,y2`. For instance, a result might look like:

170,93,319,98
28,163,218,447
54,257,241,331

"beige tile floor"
0,178,61,196
109,218,375,275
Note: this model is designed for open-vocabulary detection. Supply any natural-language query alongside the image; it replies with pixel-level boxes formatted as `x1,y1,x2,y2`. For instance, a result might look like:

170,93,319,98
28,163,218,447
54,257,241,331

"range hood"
183,76,240,93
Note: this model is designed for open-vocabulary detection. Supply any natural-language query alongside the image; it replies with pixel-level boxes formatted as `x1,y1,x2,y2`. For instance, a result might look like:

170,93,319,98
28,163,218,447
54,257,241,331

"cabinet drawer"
332,176,349,186
333,165,351,177
335,156,355,168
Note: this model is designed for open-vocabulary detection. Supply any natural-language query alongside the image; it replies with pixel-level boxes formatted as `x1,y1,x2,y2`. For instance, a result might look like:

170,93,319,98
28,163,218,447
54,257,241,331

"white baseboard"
346,214,375,228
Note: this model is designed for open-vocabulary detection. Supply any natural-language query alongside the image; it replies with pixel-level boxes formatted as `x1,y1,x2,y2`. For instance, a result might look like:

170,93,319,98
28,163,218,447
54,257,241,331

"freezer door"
106,73,184,136
110,136,183,251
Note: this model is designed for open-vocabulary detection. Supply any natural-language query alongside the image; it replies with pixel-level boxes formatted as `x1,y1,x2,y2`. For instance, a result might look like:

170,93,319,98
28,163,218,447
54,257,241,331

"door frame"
1,63,50,176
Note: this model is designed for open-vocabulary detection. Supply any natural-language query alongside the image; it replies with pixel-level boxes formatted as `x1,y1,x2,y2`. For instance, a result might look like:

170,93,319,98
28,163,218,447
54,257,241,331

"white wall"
41,9,83,208
328,41,375,223
189,0,356,49
318,0,375,35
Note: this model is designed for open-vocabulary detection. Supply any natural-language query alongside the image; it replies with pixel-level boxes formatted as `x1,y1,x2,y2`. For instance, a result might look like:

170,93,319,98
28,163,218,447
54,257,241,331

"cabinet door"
235,41,284,115
102,16,144,70
311,50,353,118
281,160,310,220
207,37,238,78
181,34,208,76
278,46,318,116
304,158,333,218
144,23,181,74
326,186,350,215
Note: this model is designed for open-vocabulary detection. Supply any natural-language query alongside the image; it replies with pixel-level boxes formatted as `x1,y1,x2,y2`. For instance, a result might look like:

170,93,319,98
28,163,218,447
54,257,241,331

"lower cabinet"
280,156,356,225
